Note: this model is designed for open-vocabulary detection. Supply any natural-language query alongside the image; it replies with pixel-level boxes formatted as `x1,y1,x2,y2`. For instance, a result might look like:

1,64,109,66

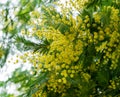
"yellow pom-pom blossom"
22,4,88,95
20,2,120,97
95,6,120,70
31,23,84,94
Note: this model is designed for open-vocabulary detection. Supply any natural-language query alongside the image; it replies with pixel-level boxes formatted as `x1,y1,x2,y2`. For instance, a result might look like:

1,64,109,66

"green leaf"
0,81,5,87
20,0,29,6
0,48,10,67
15,36,39,51
96,69,110,87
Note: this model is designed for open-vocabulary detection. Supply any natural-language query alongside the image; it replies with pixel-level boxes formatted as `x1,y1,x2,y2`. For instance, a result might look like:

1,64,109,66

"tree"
0,0,120,97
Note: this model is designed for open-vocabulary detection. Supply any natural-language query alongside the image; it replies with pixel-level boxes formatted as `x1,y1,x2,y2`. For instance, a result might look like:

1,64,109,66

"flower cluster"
31,16,84,94
94,6,120,70
19,1,120,97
